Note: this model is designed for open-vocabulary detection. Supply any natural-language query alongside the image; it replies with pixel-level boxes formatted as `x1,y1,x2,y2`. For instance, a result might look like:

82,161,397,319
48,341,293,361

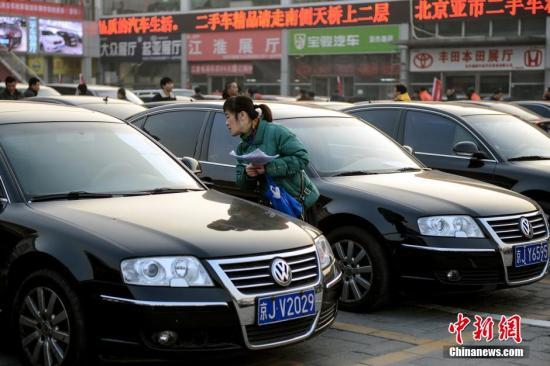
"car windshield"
79,103,146,120
93,89,144,105
280,117,422,177
489,103,541,122
465,114,550,161
0,122,202,199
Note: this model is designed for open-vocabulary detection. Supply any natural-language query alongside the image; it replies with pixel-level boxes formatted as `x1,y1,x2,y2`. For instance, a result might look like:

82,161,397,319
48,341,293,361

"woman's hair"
223,96,273,123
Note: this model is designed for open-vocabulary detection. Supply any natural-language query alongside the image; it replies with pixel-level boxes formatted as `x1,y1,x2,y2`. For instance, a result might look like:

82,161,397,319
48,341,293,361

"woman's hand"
253,164,265,175
246,164,259,177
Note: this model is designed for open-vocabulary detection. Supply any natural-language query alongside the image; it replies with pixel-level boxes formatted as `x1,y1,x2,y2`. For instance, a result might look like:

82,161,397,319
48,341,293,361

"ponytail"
255,104,273,122
224,96,273,123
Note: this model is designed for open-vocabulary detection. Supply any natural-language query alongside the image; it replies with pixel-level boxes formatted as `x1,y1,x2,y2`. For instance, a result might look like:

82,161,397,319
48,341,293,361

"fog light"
446,270,462,282
155,330,178,346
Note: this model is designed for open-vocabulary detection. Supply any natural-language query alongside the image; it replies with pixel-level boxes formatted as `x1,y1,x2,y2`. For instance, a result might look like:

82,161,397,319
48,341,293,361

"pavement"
1,275,549,366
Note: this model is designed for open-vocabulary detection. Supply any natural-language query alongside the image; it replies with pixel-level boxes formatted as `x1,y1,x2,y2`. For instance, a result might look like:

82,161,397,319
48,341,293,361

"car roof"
140,100,352,120
29,95,139,105
0,101,123,124
346,101,508,117
48,83,120,91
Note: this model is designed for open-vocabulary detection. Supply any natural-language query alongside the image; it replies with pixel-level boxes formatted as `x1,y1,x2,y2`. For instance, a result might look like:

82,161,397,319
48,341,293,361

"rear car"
0,101,341,365
39,29,65,52
128,102,549,311
48,83,144,105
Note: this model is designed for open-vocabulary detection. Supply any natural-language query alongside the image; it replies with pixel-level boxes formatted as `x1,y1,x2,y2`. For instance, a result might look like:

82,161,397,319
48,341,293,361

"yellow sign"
27,56,45,76
53,57,81,76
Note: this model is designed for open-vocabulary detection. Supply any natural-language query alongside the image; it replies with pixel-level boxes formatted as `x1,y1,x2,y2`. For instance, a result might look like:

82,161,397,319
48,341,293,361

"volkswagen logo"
271,258,292,287
519,217,533,239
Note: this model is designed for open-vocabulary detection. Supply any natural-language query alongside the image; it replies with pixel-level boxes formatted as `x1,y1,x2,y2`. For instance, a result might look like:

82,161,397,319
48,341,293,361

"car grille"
218,248,319,295
316,303,337,331
245,316,316,346
507,263,547,282
54,40,62,45
484,213,548,244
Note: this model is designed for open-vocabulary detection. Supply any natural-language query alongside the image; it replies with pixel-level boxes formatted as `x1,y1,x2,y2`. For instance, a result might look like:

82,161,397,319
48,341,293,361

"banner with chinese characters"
190,63,254,75
288,25,399,56
98,1,409,36
410,47,545,72
0,1,84,20
187,30,281,61
99,34,182,61
413,0,550,21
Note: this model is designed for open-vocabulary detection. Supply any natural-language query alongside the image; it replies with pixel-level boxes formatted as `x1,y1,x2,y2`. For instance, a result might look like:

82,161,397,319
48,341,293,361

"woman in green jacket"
223,96,319,219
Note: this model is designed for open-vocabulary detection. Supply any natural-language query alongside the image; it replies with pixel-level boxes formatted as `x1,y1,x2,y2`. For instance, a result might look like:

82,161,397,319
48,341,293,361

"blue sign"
28,17,38,54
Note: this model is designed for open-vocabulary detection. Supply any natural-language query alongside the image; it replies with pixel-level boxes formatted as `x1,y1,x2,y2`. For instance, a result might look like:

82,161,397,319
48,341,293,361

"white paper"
230,148,279,165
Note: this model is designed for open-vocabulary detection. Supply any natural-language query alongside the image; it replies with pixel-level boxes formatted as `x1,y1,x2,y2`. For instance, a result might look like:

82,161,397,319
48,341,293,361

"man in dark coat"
0,76,23,100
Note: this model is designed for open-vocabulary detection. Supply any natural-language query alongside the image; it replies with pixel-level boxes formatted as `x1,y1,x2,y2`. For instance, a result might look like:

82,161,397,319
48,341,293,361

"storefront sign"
190,63,253,75
100,34,182,61
99,1,409,35
288,25,399,55
414,0,550,21
0,16,26,52
410,46,545,72
0,1,84,20
187,30,281,61
27,55,45,76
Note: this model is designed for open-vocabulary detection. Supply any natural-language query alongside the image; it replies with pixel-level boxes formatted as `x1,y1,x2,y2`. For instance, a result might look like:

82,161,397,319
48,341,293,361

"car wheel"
12,269,89,366
327,226,390,311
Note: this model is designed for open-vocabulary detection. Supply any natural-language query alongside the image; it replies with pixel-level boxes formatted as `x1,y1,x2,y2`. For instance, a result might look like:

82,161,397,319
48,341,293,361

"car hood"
323,170,536,217
508,159,550,175
31,190,317,258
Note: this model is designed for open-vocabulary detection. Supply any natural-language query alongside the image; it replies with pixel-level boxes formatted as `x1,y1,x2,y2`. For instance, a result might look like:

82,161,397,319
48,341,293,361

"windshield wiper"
394,167,423,172
332,170,381,177
139,187,203,195
508,155,550,162
30,191,114,202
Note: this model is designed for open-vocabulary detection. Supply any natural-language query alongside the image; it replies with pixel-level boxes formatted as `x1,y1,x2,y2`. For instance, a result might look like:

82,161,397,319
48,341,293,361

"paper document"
230,148,279,165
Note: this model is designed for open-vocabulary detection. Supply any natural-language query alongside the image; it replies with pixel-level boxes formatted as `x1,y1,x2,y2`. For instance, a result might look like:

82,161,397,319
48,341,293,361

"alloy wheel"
333,239,373,303
19,287,71,366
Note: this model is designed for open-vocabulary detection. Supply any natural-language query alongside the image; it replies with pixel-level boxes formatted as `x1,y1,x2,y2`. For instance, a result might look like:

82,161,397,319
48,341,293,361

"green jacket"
235,119,320,209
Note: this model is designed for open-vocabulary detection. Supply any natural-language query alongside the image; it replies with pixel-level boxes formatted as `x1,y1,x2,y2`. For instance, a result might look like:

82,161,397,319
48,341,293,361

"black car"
128,101,549,312
28,95,147,120
56,30,78,47
515,101,550,127
0,101,341,365
344,102,550,214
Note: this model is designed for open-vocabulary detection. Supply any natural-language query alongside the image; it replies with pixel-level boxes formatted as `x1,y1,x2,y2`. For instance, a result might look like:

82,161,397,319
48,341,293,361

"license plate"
257,289,316,326
514,242,549,267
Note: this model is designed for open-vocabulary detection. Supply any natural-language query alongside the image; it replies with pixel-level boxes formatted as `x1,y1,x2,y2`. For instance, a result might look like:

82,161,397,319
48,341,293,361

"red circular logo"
414,53,433,69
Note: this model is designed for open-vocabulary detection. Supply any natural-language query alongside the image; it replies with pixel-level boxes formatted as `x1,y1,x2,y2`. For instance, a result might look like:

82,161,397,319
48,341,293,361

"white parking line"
416,304,550,329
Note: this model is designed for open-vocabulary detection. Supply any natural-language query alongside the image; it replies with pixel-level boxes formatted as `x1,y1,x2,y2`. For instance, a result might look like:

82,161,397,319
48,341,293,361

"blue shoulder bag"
264,175,304,219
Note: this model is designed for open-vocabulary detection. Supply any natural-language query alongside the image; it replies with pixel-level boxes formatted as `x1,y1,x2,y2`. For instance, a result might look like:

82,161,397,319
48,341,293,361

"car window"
208,113,240,165
80,103,146,120
352,109,400,137
521,104,550,118
404,111,485,156
143,111,206,157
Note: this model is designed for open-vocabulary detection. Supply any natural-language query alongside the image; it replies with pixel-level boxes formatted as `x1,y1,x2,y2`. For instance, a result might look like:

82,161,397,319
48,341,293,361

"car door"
348,108,402,140
141,110,208,159
403,110,497,184
198,112,257,201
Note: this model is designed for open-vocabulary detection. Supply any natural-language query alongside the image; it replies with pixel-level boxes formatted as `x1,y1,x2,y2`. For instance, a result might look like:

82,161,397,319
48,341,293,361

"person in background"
151,77,176,101
224,96,319,221
543,87,550,101
394,84,411,101
222,81,240,99
247,87,262,100
307,91,315,100
0,76,23,100
76,83,93,96
466,87,481,101
296,89,309,101
490,89,504,101
418,87,433,101
191,87,204,100
23,77,41,98
445,88,457,101
117,87,127,100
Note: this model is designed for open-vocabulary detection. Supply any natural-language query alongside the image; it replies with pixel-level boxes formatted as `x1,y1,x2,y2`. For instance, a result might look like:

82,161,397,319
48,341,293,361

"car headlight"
121,257,214,287
314,235,335,269
418,216,484,238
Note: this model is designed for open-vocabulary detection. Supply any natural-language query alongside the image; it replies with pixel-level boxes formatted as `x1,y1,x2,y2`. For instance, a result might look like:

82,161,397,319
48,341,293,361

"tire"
327,226,391,312
11,269,89,366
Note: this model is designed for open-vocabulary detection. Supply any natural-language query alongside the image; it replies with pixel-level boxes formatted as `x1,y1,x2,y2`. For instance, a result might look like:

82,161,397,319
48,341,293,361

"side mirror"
453,141,487,160
180,157,202,175
0,198,7,213
403,145,414,155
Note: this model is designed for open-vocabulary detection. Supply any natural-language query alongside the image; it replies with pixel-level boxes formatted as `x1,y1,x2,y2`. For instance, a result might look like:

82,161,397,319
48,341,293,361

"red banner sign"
187,30,281,61
414,0,550,21
0,1,84,20
190,63,254,75
98,15,179,36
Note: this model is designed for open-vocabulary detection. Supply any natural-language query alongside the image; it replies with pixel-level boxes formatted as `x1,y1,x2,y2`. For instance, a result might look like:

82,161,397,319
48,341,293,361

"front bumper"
87,248,342,358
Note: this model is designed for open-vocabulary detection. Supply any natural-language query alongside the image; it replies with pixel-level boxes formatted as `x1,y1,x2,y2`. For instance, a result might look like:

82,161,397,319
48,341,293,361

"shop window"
492,19,519,37
465,20,489,37
511,85,545,101
102,0,179,15
521,18,546,36
412,22,436,38
438,21,462,37
480,75,509,95
512,71,545,84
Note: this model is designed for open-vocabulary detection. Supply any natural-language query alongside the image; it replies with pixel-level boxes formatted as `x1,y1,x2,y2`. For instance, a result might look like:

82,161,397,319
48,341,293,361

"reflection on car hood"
323,169,536,217
32,190,316,258
508,159,550,175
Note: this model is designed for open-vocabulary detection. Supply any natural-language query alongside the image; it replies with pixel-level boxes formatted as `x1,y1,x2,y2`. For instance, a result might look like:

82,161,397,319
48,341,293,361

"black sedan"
0,101,341,365
128,102,549,312
345,102,550,214
27,96,147,120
